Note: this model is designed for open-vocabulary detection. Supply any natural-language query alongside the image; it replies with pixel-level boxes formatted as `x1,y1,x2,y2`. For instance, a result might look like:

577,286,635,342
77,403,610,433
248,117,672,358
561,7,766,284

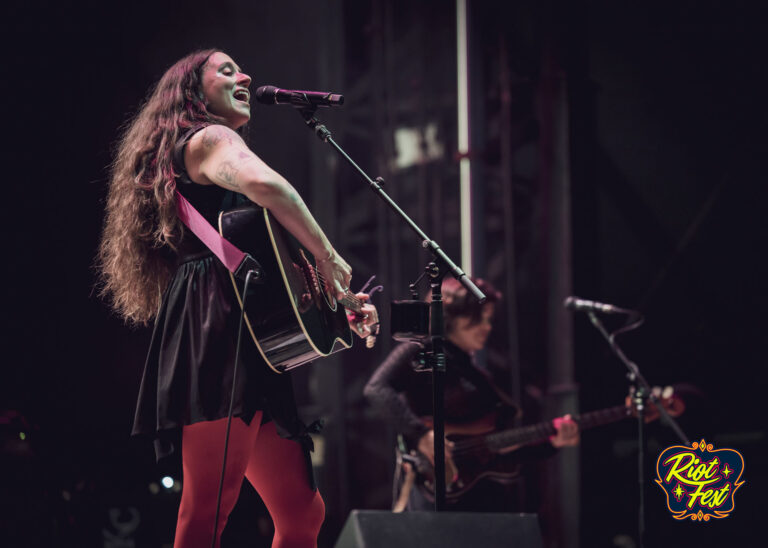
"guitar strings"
311,267,365,309
449,439,490,455
450,436,515,455
449,423,557,456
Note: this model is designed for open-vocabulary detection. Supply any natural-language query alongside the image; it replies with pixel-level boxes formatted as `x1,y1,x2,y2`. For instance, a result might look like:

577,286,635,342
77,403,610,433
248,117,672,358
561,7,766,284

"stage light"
161,476,174,489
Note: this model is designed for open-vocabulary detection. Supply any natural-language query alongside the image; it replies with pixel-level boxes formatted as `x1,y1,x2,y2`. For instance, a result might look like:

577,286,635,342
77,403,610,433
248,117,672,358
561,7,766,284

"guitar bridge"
298,249,324,310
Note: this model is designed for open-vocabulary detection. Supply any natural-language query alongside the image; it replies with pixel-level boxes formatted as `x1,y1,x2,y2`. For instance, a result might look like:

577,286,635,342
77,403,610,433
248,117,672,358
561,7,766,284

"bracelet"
317,248,335,263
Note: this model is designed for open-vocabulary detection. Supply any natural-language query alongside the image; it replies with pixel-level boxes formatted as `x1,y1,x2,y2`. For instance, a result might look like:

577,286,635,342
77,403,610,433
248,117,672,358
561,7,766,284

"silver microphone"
563,296,634,315
254,85,344,108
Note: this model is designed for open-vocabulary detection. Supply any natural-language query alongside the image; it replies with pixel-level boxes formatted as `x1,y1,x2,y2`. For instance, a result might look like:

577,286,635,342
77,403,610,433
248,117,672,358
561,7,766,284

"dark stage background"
1,1,765,547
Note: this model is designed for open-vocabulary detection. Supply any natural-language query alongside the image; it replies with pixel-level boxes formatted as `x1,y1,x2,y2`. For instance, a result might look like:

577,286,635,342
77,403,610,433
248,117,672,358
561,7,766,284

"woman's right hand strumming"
315,248,352,301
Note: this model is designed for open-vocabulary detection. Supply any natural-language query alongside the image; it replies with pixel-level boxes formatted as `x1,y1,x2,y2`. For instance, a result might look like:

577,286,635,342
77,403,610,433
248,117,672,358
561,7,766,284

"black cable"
211,269,254,548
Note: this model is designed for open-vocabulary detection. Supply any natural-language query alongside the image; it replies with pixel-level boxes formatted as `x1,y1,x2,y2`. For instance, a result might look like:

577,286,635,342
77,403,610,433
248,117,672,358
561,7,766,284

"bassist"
364,277,579,512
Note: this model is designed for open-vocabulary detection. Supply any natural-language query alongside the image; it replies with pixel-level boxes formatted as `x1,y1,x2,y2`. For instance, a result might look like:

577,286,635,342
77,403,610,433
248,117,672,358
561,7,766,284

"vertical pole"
539,35,580,548
430,273,447,511
456,0,472,276
498,34,522,409
634,385,646,548
498,34,526,510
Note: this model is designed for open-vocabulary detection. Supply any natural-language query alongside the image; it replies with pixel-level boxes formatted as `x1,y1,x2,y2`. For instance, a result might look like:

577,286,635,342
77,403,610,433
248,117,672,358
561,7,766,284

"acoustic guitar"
218,204,370,374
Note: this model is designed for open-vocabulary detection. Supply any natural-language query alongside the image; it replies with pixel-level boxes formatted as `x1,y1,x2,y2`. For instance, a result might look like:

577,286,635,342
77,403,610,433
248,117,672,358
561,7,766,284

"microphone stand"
297,107,486,510
585,311,689,548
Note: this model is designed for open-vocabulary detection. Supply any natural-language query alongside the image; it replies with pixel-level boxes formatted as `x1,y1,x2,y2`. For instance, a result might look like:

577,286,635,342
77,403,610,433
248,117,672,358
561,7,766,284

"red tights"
174,412,325,548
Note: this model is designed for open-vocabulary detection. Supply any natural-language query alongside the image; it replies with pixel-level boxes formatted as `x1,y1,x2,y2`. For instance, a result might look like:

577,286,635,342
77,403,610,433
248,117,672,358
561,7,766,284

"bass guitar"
218,204,370,374
402,389,684,502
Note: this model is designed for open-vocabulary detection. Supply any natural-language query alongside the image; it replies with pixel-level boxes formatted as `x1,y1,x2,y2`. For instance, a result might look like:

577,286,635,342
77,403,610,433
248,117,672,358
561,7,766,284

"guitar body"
441,435,525,497
218,205,353,373
408,416,525,503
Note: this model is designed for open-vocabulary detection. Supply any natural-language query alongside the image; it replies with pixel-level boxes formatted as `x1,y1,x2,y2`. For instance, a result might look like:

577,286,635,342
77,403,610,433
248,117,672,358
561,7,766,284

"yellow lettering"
703,457,719,479
664,453,696,483
711,483,730,507
687,481,730,509
664,453,722,485
663,453,699,483
690,463,709,481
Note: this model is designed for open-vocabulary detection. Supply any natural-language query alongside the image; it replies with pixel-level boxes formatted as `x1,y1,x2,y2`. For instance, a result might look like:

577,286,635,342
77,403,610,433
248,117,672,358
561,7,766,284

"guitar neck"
339,291,365,313
484,405,631,450
338,293,359,312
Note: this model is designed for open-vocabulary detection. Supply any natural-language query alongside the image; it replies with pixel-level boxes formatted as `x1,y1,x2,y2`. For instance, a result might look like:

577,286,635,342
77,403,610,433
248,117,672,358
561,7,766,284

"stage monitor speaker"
334,510,543,548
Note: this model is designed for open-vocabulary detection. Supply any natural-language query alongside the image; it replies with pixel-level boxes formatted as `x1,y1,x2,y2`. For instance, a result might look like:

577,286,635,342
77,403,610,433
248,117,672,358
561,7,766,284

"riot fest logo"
655,438,745,521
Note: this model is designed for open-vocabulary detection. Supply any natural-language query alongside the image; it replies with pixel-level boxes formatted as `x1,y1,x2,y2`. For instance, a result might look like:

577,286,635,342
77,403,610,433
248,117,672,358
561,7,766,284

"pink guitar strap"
175,190,260,280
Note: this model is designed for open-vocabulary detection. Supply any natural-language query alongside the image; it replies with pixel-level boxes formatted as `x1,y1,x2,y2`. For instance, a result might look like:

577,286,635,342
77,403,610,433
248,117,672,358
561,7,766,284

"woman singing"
98,49,376,548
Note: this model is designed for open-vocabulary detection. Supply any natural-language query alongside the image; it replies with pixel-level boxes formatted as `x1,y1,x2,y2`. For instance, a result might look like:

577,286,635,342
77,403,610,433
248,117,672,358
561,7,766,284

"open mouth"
233,89,250,103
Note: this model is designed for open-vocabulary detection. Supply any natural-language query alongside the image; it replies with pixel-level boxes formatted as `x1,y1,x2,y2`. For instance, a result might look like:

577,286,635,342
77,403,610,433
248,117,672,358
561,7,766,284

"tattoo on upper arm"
216,161,240,188
202,130,222,148
212,151,258,190
202,126,233,149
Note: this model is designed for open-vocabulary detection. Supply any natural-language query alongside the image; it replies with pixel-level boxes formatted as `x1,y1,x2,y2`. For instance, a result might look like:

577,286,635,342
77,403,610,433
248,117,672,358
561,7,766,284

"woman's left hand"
550,414,580,448
346,293,379,339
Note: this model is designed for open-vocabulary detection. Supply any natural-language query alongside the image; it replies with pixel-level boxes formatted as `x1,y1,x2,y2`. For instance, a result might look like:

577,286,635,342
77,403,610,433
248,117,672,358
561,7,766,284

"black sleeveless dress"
131,126,319,485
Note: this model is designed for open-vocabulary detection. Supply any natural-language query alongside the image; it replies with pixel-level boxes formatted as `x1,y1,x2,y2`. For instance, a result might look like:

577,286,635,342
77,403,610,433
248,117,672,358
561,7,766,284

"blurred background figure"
364,278,579,513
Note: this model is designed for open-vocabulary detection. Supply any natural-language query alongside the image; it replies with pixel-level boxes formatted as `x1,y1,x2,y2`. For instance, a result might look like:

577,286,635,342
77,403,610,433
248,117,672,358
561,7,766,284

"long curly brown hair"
98,49,225,325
